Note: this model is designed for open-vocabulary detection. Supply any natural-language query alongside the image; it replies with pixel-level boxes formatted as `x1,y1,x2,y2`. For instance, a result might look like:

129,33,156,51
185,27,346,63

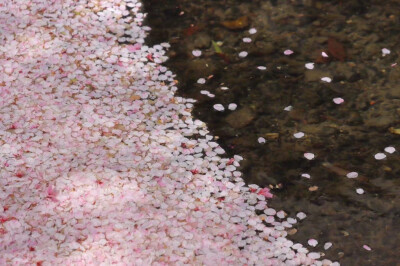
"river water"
143,0,400,265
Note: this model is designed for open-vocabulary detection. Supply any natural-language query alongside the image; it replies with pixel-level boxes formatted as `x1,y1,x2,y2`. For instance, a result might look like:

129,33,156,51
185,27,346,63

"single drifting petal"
228,103,237,110
296,212,307,220
192,50,202,57
333,97,344,104
284,49,294,55
305,63,314,70
384,146,396,154
363,245,372,251
213,104,225,111
308,239,318,247
321,77,332,83
356,188,365,194
258,137,266,144
324,242,333,250
249,28,257,34
374,153,386,160
346,172,358,178
301,173,311,179
304,152,315,160
197,78,206,84
284,105,293,111
382,48,390,56
293,132,305,139
239,51,248,58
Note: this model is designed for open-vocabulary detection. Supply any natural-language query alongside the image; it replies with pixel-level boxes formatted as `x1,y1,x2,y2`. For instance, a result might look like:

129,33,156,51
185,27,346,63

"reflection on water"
144,0,400,265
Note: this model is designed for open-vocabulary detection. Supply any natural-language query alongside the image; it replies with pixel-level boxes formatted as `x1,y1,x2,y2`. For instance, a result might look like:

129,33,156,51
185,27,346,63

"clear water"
144,0,400,264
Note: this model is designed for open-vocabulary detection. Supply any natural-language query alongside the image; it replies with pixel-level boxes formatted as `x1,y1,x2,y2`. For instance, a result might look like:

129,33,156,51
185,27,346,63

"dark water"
143,0,400,265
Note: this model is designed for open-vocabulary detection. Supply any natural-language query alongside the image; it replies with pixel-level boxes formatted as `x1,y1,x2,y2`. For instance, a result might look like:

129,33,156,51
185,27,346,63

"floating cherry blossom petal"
249,28,257,34
257,66,267,70
301,173,311,179
384,146,396,154
322,51,329,57
382,48,391,56
258,137,266,144
324,242,333,250
333,97,344,104
197,78,206,84
284,49,294,55
363,245,372,251
308,239,318,247
192,49,202,57
243,37,252,43
239,51,248,58
305,63,315,69
321,77,332,83
346,172,358,178
297,212,307,220
304,153,315,160
294,132,305,138
228,103,237,110
220,86,229,90
356,188,365,194
213,104,225,111
374,153,386,160
284,105,293,111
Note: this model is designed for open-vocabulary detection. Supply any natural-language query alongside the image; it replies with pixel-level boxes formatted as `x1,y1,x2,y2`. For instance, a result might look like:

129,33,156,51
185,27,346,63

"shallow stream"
144,0,400,264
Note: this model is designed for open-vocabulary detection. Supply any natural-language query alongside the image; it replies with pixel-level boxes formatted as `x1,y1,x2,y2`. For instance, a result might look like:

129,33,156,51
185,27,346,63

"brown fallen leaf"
130,94,141,101
309,186,319,191
221,16,249,30
182,24,203,37
328,37,346,61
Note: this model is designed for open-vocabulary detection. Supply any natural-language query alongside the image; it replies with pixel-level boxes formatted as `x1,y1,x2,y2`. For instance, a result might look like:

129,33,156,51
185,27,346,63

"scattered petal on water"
297,212,307,220
258,137,266,144
220,86,229,90
321,77,332,83
257,66,267,70
384,146,396,154
249,28,257,34
243,37,252,43
301,173,311,179
284,49,294,55
363,245,372,251
197,78,206,84
333,97,344,104
192,50,202,57
324,242,333,250
374,153,386,160
356,188,365,195
305,63,315,69
239,51,248,58
213,104,225,111
382,48,391,56
284,105,293,111
308,239,318,247
346,172,358,178
304,153,315,160
228,103,237,110
322,51,329,57
294,132,305,138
